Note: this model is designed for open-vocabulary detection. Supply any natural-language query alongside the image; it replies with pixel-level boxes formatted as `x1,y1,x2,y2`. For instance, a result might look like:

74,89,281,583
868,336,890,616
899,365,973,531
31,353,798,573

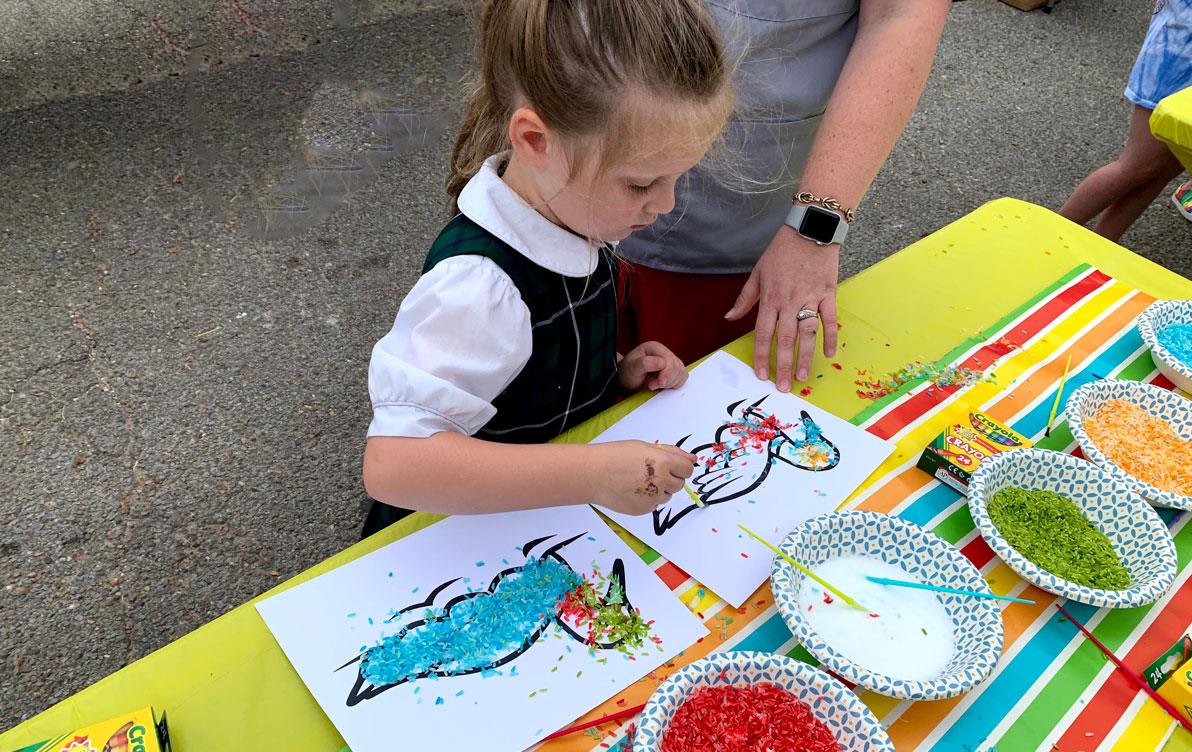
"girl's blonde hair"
447,0,732,210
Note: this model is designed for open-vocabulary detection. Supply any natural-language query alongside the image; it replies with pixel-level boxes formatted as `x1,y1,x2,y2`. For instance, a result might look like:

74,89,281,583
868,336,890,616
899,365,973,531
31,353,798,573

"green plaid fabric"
422,213,620,444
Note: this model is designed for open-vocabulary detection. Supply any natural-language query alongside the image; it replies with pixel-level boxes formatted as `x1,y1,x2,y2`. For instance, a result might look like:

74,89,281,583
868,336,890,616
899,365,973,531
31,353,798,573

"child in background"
1059,0,1192,240
361,0,734,535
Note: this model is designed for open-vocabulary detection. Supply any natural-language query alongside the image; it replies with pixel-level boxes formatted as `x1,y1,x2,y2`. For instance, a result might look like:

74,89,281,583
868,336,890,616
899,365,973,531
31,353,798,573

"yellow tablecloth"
1152,86,1192,173
3,198,1190,752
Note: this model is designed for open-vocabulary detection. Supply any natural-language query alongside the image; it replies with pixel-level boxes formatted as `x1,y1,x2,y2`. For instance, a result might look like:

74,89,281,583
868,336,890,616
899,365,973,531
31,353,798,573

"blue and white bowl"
1138,300,1192,393
635,651,893,752
771,511,1003,701
1067,379,1192,510
968,448,1176,608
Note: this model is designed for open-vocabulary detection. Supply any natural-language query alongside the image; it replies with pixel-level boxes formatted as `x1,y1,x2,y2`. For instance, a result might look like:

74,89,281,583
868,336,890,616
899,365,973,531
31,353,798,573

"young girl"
1059,0,1192,240
361,0,734,534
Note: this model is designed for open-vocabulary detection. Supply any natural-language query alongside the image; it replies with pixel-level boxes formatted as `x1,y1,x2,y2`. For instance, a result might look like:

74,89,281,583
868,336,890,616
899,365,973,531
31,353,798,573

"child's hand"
618,341,688,392
590,440,696,516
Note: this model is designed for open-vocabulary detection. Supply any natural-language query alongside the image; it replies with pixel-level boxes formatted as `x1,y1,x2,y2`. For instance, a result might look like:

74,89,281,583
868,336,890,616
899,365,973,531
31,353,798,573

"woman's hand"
589,440,696,516
618,341,688,391
724,226,839,391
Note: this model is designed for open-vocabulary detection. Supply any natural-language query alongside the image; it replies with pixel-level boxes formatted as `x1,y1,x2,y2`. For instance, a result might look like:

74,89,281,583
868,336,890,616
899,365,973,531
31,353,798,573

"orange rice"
1086,399,1192,495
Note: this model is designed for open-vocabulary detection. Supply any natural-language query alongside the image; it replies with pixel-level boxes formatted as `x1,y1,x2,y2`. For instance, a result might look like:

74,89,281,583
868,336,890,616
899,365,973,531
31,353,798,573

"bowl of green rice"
968,448,1176,608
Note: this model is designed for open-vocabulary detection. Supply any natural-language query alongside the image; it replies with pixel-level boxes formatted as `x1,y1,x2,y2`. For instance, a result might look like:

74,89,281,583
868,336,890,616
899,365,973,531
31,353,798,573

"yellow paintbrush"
1045,354,1073,437
658,440,705,507
738,524,870,612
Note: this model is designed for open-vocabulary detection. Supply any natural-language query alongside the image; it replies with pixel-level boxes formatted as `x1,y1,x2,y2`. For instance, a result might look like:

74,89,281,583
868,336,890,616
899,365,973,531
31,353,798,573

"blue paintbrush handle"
865,575,1036,604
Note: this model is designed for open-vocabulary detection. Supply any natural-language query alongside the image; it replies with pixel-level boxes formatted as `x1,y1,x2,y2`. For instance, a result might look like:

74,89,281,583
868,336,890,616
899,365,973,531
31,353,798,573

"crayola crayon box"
1146,634,1192,722
1145,634,1192,690
1158,658,1192,723
11,707,170,752
916,408,1032,494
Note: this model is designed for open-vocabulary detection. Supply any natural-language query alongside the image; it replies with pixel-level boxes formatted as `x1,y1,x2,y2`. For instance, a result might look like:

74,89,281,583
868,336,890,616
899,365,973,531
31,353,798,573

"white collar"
457,153,600,278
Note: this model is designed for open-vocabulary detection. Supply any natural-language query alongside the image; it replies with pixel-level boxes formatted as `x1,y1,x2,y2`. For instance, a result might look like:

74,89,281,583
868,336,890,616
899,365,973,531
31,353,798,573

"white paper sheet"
592,351,894,607
256,505,706,752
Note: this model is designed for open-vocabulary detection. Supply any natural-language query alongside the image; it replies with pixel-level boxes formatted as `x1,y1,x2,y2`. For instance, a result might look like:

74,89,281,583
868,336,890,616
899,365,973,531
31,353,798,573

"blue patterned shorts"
1126,0,1192,109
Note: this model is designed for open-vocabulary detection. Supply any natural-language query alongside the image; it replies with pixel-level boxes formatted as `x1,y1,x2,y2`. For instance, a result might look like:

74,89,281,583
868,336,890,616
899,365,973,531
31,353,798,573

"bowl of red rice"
635,651,893,752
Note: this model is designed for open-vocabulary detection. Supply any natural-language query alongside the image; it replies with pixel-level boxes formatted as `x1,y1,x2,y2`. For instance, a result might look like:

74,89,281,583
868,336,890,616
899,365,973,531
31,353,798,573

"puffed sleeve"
367,256,532,438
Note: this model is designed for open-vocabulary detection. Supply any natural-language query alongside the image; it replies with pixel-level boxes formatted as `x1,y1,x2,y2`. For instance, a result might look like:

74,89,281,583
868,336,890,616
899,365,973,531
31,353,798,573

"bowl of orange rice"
1067,380,1192,510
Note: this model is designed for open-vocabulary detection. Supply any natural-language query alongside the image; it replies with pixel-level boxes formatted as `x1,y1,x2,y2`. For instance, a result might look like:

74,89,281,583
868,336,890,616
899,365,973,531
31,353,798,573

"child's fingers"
646,359,685,391
659,453,696,481
639,340,669,356
665,360,688,388
653,362,681,390
669,468,693,485
640,354,668,373
658,444,697,464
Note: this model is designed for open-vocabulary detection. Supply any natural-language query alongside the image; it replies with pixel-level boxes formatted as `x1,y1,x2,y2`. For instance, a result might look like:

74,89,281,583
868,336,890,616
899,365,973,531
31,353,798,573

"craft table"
3,198,1191,752
1153,86,1192,174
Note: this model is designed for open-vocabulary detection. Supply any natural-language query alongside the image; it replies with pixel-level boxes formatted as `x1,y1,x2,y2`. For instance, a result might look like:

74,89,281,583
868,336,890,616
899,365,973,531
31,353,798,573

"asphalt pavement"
1,0,1188,728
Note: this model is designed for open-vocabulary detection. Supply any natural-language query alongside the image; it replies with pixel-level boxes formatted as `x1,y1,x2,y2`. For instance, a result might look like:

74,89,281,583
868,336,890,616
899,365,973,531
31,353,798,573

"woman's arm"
363,433,696,516
797,0,951,211
727,0,951,390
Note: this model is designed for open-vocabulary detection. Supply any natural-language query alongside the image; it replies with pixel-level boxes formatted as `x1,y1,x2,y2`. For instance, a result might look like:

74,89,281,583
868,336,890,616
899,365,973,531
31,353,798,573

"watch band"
784,203,849,246
793,191,856,224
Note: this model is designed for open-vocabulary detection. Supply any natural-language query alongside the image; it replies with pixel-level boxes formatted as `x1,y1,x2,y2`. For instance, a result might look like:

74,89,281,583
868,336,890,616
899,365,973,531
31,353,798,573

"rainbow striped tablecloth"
3,199,1189,752
546,263,1191,752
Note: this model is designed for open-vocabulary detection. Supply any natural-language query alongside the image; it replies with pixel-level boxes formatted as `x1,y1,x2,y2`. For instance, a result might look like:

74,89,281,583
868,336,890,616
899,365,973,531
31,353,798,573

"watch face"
798,205,840,244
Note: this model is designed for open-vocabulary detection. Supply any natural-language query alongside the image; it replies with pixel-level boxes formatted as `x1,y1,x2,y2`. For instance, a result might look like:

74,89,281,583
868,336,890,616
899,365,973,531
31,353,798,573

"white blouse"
367,154,604,438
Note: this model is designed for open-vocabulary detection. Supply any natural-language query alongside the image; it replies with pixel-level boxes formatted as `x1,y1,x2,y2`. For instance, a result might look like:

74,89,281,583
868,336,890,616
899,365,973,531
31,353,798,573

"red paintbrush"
541,703,646,742
1054,602,1192,734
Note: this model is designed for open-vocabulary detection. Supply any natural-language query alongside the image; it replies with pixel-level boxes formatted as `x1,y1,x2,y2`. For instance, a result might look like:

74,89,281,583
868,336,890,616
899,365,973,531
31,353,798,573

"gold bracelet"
793,192,856,224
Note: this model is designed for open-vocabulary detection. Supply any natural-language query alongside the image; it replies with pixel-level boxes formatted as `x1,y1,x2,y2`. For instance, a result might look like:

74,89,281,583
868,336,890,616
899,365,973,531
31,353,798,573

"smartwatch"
784,203,848,246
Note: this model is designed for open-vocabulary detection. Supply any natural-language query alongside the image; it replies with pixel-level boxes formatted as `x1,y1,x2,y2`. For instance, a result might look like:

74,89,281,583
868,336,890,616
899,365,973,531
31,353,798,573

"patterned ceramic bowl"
771,511,1003,701
1067,379,1192,510
968,448,1176,608
635,651,893,752
1137,299,1192,393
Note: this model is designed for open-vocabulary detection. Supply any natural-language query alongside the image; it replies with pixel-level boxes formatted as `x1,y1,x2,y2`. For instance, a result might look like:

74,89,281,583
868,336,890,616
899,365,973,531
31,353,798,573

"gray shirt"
618,0,861,274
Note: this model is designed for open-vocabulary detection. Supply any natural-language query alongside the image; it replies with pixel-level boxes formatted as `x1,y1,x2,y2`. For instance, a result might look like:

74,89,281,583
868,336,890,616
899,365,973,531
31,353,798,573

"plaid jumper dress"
362,213,620,536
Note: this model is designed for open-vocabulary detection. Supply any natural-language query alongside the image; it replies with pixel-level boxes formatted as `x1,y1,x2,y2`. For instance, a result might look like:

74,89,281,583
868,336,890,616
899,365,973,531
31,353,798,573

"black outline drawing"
335,532,635,707
652,396,841,535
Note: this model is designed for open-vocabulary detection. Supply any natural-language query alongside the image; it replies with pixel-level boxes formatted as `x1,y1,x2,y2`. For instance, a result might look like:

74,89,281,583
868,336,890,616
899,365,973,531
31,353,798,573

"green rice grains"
987,486,1131,590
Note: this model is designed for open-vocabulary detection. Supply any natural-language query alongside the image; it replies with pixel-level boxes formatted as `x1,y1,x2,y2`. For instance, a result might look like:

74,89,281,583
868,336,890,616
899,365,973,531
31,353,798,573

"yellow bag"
1151,86,1192,173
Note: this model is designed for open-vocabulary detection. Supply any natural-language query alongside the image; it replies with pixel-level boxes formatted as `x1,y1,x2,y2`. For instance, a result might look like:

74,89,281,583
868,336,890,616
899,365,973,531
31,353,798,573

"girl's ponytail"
447,81,507,211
